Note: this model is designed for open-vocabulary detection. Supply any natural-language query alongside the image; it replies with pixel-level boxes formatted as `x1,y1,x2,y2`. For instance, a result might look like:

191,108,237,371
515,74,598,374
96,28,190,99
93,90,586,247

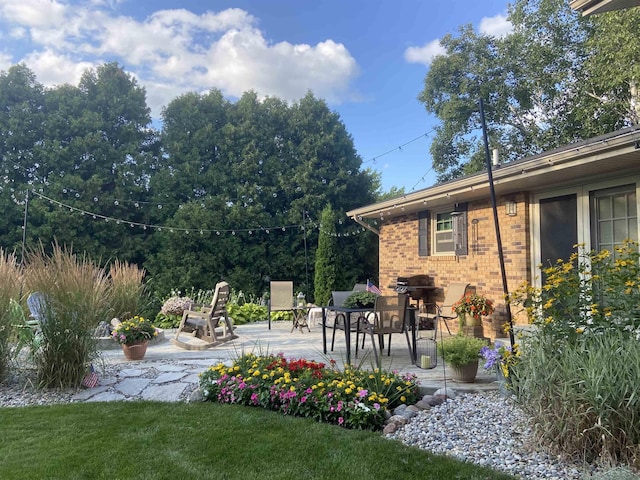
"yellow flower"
576,327,585,334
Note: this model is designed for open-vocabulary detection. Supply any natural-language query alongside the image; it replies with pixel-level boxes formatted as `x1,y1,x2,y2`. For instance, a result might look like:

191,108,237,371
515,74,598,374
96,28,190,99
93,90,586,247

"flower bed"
199,353,419,431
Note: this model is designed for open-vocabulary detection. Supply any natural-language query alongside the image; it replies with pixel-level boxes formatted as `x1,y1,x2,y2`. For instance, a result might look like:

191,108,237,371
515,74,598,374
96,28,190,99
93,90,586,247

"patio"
99,319,499,394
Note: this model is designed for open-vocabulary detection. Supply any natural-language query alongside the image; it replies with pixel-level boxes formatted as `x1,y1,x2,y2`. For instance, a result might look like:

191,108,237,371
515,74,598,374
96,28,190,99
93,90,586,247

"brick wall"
378,193,530,340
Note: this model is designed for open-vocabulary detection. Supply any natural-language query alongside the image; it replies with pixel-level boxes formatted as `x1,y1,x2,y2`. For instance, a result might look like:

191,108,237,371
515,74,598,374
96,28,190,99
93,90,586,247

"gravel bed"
387,391,604,480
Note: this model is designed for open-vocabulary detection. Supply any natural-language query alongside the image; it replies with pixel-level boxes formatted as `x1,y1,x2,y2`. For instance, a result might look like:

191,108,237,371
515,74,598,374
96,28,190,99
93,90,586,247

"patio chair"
171,281,237,350
417,282,469,336
358,295,410,368
268,281,293,329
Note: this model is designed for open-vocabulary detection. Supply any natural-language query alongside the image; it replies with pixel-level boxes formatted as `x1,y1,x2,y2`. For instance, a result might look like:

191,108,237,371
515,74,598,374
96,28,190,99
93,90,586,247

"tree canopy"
419,0,640,182
0,63,379,302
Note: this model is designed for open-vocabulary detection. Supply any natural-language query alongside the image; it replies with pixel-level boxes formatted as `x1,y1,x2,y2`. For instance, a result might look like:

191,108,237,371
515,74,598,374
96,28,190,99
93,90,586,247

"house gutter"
351,216,380,236
348,127,640,221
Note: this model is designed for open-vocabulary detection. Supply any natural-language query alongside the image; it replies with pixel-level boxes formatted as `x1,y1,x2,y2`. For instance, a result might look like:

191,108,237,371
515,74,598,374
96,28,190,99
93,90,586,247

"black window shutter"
418,210,429,256
453,203,468,256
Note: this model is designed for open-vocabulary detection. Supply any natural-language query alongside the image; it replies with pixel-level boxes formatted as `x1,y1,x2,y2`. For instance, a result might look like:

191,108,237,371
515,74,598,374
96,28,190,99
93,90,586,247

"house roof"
569,0,640,15
347,127,640,221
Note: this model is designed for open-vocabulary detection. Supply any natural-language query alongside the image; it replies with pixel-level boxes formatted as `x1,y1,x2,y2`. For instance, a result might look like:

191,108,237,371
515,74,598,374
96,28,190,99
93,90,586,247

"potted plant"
438,334,486,382
343,291,378,308
452,292,494,328
111,315,158,360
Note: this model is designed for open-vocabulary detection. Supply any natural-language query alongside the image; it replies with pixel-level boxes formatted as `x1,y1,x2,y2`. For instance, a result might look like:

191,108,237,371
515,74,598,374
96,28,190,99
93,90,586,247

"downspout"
351,216,380,236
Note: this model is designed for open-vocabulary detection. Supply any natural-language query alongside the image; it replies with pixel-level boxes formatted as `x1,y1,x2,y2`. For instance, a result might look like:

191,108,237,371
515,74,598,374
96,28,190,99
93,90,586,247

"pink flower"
338,417,344,425
357,389,368,398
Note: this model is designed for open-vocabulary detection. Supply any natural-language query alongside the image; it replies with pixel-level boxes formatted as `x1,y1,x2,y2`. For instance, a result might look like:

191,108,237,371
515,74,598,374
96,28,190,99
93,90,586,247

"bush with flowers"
111,316,158,345
199,352,419,431
480,343,520,378
452,292,494,327
508,240,640,469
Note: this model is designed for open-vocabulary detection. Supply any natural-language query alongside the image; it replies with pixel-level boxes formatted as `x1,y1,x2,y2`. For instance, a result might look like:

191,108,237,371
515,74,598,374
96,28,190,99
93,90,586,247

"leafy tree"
0,64,46,252
147,91,377,298
419,0,639,182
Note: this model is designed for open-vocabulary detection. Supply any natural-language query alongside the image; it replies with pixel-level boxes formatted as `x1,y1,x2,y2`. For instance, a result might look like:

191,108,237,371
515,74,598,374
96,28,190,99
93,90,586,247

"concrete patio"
99,319,500,395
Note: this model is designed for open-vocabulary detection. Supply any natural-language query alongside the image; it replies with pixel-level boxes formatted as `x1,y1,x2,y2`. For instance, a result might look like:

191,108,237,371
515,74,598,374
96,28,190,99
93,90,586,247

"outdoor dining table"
321,306,370,365
321,304,419,366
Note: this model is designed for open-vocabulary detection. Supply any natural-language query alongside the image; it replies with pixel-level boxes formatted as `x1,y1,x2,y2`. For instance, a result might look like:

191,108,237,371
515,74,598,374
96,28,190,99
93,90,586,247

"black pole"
302,210,310,301
20,190,29,270
479,99,515,349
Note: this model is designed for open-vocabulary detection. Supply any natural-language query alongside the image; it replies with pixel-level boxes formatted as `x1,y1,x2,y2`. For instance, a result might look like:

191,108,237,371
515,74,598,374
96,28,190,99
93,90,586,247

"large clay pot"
449,359,479,383
122,340,148,360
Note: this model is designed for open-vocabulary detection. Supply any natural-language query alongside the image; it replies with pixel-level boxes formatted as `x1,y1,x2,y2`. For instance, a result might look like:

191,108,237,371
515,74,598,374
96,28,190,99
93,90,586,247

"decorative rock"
433,387,457,399
414,399,432,410
383,422,398,435
420,394,444,407
393,404,408,416
387,415,408,426
189,388,203,403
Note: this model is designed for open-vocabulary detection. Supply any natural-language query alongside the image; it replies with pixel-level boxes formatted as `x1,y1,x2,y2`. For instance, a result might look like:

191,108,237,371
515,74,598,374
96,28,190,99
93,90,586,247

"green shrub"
438,335,486,368
227,302,267,324
343,291,377,308
269,310,293,322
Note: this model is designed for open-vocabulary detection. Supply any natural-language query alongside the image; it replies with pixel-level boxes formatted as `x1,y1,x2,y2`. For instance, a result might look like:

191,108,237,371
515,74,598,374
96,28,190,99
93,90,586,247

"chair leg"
369,331,380,368
387,333,392,356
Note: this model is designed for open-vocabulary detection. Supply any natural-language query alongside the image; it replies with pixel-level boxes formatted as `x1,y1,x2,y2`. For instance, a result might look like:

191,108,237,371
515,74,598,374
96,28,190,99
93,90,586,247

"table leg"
344,312,351,365
322,308,327,354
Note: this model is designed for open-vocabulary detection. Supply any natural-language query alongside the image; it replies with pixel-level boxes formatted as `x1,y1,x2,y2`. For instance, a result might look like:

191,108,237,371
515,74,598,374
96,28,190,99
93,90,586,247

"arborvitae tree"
314,205,338,307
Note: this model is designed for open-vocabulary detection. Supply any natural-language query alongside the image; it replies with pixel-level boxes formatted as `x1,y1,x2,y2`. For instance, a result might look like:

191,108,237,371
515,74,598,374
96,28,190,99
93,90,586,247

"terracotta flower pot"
121,340,148,360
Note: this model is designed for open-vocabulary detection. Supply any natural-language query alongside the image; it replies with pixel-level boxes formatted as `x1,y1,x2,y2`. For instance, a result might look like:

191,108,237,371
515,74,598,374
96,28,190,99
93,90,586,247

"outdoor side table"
291,307,311,333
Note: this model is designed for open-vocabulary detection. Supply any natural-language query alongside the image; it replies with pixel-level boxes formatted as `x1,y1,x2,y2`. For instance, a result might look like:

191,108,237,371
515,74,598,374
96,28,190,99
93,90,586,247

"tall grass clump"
24,243,111,388
511,240,640,468
109,260,147,320
0,248,23,379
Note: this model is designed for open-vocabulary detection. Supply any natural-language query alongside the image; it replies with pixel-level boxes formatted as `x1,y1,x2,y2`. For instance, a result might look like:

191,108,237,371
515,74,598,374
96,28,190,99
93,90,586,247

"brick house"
347,127,640,340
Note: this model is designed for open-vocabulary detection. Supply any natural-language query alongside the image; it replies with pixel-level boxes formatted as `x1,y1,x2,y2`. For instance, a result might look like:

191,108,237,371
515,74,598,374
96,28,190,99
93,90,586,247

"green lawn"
0,401,516,480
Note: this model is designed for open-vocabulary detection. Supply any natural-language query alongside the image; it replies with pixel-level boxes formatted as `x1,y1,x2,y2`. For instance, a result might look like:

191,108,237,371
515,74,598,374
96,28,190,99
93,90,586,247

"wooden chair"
268,281,293,329
171,281,237,350
417,282,469,336
358,295,411,368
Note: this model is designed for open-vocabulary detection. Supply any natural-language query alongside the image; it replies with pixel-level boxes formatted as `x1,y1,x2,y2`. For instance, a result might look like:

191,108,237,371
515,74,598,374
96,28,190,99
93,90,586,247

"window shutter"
418,210,429,256
453,203,468,256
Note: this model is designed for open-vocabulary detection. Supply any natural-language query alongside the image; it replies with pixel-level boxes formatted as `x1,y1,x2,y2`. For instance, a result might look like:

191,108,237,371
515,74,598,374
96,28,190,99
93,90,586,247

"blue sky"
0,0,511,193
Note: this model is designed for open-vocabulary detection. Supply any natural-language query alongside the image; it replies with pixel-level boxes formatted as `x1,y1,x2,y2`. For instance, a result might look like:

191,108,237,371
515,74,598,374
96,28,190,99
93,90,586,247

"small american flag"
366,280,382,295
82,365,99,388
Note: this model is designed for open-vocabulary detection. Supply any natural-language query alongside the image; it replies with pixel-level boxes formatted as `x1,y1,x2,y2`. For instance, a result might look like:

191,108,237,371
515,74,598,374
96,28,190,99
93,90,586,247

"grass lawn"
0,401,516,480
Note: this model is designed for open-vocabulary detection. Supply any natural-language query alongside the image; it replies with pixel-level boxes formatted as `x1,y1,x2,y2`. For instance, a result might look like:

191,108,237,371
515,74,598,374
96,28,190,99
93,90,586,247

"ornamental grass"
23,243,111,388
108,260,147,321
200,352,419,431
0,248,23,380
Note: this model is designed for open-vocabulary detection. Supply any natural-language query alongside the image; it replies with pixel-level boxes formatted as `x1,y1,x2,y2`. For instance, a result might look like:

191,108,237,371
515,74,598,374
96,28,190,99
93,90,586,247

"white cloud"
404,12,512,67
0,51,13,71
22,49,96,86
478,14,512,38
403,39,446,66
0,0,360,118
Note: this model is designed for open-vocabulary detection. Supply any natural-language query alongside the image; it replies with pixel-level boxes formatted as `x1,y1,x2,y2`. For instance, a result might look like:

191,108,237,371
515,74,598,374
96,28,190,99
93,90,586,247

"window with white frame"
590,185,638,255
